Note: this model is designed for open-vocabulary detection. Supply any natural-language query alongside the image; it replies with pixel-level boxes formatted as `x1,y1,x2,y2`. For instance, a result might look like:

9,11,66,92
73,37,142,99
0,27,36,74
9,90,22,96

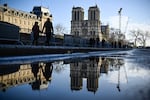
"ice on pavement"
0,49,135,65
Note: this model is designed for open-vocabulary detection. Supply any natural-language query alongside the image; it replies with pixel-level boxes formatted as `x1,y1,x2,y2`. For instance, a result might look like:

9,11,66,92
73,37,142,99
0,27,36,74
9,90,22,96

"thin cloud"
108,15,150,32
128,23,150,32
108,15,129,33
108,16,150,46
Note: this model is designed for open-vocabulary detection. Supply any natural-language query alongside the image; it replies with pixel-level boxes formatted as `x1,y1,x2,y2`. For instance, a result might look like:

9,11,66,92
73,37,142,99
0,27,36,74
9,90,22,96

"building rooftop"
32,6,51,17
72,6,84,10
0,4,36,17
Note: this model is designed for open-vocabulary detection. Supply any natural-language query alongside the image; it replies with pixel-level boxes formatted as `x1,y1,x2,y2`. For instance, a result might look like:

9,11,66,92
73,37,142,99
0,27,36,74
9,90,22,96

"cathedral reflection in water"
0,57,124,93
70,57,124,93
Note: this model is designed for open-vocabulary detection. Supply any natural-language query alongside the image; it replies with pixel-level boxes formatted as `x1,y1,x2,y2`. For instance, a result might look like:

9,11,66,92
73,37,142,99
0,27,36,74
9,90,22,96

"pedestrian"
42,18,54,46
102,39,105,48
96,37,99,47
32,22,41,45
41,62,53,81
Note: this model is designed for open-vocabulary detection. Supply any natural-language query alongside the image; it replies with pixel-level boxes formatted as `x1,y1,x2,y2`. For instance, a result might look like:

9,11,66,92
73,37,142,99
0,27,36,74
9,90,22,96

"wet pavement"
0,49,150,100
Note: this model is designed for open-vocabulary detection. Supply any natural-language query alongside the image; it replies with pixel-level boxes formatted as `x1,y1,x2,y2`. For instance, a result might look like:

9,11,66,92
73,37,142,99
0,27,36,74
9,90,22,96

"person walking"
42,18,54,46
32,22,41,45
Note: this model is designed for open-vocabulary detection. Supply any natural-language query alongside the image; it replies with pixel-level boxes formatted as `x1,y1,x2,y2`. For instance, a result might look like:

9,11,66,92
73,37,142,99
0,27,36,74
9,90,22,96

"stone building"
101,24,109,41
71,5,102,41
0,4,52,34
0,62,53,91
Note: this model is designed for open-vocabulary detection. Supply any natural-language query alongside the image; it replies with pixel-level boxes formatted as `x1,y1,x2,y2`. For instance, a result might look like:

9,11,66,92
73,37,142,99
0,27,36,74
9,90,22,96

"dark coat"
32,24,40,39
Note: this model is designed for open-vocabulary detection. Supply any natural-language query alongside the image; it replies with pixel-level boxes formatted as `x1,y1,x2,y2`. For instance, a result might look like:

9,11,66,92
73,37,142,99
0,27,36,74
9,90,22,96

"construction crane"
124,17,129,35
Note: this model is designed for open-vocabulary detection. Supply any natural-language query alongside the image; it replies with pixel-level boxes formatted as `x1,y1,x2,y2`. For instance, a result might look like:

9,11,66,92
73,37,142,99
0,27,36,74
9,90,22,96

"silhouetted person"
32,22,41,45
102,39,105,48
92,38,95,47
42,62,53,81
31,63,42,90
96,37,99,47
89,38,93,47
118,41,122,48
114,41,117,48
89,38,95,47
111,42,114,48
31,63,39,80
42,18,54,46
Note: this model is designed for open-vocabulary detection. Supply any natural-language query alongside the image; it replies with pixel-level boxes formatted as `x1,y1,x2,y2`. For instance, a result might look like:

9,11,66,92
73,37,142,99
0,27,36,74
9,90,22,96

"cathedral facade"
71,5,102,41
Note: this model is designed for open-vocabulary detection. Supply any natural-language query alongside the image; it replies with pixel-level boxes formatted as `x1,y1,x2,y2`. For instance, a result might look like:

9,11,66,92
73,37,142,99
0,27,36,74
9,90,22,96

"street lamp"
118,8,122,35
118,8,122,48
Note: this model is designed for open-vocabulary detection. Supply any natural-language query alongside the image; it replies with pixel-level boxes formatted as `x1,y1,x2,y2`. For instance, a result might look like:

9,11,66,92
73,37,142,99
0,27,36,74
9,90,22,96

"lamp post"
118,8,122,34
118,8,122,48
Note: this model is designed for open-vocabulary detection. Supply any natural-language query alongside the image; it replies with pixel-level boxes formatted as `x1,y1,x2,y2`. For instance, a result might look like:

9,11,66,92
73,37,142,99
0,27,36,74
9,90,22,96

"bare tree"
109,28,125,42
109,28,119,41
130,29,150,47
138,31,150,47
54,24,67,35
129,30,140,47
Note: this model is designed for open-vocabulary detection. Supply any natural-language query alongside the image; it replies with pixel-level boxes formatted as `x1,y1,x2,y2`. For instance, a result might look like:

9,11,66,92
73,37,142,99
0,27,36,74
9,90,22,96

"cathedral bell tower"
88,5,101,40
88,5,100,21
71,5,102,41
71,7,84,36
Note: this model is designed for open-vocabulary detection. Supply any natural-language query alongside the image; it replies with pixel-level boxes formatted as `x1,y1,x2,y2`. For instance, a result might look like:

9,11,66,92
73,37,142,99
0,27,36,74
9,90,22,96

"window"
90,11,92,20
75,11,76,20
93,31,95,36
15,12,18,16
94,11,95,20
21,13,23,17
25,14,27,18
11,11,14,15
77,31,79,36
74,31,79,36
44,13,48,16
33,16,36,19
77,11,79,20
90,31,92,35
16,12,19,16
20,20,21,24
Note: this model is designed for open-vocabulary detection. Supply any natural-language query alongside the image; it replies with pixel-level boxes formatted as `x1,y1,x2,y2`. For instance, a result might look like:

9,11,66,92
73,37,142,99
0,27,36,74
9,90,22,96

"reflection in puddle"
69,57,126,93
31,62,53,90
0,62,53,92
0,55,150,100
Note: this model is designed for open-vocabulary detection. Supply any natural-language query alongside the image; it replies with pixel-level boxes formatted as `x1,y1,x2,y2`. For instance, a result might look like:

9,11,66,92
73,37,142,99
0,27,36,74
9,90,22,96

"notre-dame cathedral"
71,5,102,41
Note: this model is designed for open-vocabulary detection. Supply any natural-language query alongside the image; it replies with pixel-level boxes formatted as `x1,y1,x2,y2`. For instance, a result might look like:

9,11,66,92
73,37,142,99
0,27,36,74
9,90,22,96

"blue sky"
1,0,150,28
0,0,150,35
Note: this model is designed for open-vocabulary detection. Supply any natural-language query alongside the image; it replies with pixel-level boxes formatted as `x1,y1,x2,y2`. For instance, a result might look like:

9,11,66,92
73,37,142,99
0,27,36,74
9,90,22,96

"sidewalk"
0,45,132,57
